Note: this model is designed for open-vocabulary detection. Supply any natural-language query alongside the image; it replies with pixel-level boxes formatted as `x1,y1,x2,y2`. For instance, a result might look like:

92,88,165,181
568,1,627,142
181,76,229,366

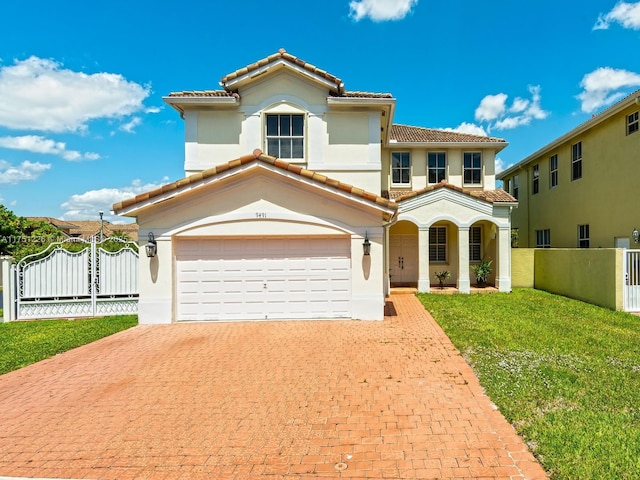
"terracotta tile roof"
394,181,517,204
168,50,393,100
167,90,238,98
220,48,343,91
26,218,138,241
27,217,78,230
113,150,397,216
334,91,394,99
381,190,413,200
390,124,506,144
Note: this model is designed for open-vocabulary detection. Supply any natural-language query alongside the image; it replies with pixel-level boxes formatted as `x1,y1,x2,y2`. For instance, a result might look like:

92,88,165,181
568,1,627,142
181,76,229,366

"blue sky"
0,0,639,223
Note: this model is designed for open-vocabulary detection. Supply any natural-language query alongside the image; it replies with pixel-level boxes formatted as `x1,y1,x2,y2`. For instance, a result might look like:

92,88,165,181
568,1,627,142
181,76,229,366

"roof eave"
387,141,509,152
498,91,640,179
326,97,396,107
162,95,240,115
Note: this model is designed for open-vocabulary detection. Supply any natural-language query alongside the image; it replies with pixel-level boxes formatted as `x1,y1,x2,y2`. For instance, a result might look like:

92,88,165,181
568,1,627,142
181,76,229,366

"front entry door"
389,235,418,286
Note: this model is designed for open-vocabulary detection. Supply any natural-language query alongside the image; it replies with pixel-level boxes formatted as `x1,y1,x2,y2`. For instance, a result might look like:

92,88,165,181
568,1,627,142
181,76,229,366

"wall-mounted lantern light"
363,232,371,256
633,228,639,244
145,232,158,258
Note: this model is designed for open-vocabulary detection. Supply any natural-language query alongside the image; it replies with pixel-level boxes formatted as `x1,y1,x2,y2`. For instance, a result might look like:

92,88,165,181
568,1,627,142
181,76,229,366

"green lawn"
418,289,640,480
0,315,138,375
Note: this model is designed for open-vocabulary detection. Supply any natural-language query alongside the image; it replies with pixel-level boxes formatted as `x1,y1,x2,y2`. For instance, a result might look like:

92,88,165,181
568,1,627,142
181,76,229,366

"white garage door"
176,237,351,321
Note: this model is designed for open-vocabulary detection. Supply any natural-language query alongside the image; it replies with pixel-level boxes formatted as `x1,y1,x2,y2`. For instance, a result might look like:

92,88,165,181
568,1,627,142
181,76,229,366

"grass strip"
418,288,640,480
0,315,137,375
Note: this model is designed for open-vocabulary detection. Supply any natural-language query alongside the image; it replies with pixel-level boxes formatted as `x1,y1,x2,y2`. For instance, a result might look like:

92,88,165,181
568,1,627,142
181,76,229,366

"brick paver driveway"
0,295,547,480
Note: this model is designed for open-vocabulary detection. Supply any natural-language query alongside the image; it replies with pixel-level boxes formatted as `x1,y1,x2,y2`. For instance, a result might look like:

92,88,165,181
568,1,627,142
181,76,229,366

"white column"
1,256,15,322
458,227,471,293
496,227,512,292
418,227,431,292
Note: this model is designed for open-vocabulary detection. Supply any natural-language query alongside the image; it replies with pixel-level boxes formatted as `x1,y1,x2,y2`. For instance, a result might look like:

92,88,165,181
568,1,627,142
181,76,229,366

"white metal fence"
7,237,138,320
624,249,640,312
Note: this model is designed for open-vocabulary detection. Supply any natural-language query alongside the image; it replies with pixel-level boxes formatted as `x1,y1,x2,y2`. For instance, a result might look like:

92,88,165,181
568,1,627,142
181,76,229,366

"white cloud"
475,93,507,122
0,56,150,132
449,122,488,136
119,117,142,133
0,135,100,161
349,0,418,21
61,177,170,220
0,159,51,184
475,85,548,130
594,1,640,30
509,97,530,113
495,157,507,174
145,106,162,114
577,67,640,112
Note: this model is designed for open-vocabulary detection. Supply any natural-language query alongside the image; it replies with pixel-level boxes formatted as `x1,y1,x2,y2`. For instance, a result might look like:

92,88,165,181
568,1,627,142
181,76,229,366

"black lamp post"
99,210,104,242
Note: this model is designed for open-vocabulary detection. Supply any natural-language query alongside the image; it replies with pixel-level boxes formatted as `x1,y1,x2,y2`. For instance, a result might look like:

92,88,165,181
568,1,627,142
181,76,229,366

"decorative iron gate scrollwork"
14,237,138,320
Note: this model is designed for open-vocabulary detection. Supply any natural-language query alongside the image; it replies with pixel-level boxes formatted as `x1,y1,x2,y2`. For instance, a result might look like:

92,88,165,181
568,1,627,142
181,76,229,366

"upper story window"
512,175,519,200
463,152,482,185
266,114,304,159
532,164,539,195
550,154,558,188
427,152,446,184
391,152,411,186
571,141,582,181
628,111,639,135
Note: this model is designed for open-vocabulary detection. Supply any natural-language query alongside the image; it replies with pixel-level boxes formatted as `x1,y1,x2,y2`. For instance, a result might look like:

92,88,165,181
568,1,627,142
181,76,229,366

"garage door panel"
176,237,351,321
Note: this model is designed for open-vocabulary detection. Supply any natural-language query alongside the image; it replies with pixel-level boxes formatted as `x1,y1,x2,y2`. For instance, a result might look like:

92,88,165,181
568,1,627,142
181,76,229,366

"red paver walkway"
0,295,548,479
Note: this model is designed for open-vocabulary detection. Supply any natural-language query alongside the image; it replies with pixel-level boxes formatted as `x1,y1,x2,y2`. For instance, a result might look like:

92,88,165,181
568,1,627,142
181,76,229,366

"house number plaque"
255,212,267,218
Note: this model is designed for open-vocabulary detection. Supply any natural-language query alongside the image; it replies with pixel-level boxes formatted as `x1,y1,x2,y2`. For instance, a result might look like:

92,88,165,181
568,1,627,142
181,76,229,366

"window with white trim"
550,154,558,188
391,152,411,186
535,229,551,248
628,111,639,135
428,152,446,184
429,226,447,263
571,141,582,181
463,152,482,185
578,224,590,248
266,114,304,159
469,226,482,262
532,164,539,195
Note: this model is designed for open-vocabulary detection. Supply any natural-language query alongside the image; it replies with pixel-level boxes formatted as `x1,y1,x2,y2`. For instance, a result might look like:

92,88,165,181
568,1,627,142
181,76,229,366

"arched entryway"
389,220,418,287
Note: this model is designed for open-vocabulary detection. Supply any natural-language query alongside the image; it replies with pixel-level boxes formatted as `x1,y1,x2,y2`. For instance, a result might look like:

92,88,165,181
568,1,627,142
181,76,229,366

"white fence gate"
10,238,138,320
624,249,640,312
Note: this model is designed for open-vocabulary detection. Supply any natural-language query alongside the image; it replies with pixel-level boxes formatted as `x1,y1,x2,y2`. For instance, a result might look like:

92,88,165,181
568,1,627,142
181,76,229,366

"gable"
220,49,344,95
141,170,385,236
240,70,329,111
113,150,396,221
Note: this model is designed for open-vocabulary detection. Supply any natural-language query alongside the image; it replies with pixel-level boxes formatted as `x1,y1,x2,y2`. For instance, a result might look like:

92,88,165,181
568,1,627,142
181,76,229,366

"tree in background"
0,205,64,260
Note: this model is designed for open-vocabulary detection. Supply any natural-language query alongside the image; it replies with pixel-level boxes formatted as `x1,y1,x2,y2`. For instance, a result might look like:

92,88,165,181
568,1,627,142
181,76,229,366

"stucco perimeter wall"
533,248,623,310
511,249,535,288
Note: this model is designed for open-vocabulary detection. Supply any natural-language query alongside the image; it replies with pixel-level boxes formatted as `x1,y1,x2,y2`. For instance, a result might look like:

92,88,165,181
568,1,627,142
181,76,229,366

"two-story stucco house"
498,89,640,249
113,49,517,324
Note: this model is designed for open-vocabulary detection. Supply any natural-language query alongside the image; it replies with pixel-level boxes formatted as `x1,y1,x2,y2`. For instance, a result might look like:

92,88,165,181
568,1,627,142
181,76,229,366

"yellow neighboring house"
498,89,640,249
